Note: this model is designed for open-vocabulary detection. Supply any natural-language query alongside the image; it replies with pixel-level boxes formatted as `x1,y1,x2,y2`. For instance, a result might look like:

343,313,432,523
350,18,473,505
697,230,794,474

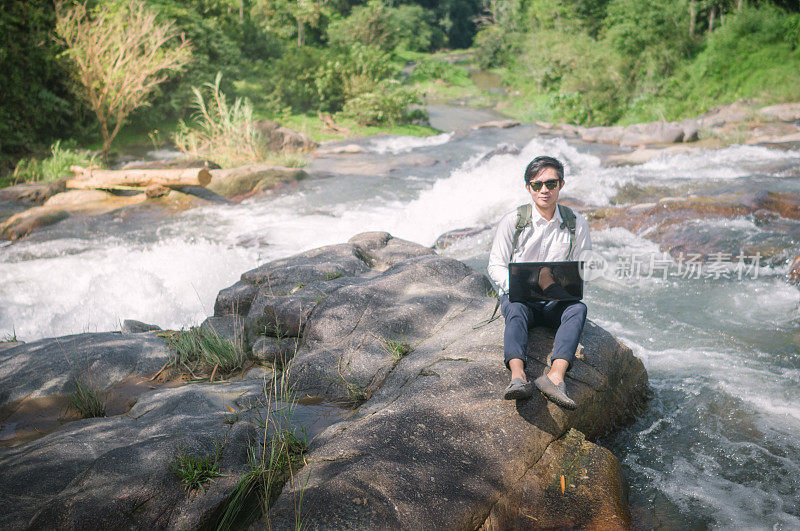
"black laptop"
508,261,584,303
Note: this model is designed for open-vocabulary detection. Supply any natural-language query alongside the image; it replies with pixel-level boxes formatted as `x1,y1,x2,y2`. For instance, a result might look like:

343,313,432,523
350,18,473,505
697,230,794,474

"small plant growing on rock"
162,326,246,380
323,271,343,280
170,441,223,492
67,377,106,418
380,336,412,361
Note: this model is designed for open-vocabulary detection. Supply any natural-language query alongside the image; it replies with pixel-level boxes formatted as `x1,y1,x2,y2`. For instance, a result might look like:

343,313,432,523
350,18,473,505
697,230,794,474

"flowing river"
1,109,799,527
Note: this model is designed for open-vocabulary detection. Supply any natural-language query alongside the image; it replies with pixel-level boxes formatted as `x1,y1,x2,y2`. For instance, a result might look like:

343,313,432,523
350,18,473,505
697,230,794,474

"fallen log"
67,166,211,189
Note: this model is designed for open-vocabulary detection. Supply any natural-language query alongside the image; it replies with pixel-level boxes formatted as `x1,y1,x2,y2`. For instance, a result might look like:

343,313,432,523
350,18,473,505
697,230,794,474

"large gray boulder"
0,332,172,408
620,121,685,145
265,296,646,528
197,232,648,528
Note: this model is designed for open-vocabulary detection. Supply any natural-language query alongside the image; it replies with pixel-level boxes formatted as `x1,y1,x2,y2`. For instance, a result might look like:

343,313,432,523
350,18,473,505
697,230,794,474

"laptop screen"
508,261,584,303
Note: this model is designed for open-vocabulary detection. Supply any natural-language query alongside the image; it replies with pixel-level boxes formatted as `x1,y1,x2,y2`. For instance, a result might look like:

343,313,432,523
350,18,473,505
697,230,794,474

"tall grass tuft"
215,353,308,529
173,72,265,168
164,326,246,379
12,141,96,184
67,377,106,418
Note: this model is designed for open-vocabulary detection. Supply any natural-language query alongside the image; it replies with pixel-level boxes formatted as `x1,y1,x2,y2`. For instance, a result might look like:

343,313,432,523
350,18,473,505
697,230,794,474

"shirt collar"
532,203,562,225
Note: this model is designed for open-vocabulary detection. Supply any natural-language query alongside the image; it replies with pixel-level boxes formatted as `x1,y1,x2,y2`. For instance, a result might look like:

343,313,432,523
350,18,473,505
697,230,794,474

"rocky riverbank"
0,233,647,528
536,100,800,165
4,99,800,243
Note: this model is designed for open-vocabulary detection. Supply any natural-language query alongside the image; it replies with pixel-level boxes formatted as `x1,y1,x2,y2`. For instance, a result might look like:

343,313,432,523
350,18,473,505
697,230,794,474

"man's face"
526,167,563,211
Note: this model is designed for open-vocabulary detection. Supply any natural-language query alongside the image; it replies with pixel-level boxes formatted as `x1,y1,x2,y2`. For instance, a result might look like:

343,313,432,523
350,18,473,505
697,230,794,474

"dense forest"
2,0,800,173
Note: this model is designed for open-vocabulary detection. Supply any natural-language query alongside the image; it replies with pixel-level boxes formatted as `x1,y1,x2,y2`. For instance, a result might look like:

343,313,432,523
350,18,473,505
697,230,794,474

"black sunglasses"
528,179,561,191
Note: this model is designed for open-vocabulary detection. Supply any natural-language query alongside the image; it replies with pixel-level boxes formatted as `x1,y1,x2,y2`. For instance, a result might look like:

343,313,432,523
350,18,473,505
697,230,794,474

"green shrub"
338,81,425,126
506,30,626,125
658,5,800,118
474,25,516,69
12,141,94,184
173,73,265,168
407,58,471,87
326,0,436,52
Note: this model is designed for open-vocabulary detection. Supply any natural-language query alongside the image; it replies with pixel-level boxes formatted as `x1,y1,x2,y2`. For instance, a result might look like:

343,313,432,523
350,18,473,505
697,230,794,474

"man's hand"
538,266,556,290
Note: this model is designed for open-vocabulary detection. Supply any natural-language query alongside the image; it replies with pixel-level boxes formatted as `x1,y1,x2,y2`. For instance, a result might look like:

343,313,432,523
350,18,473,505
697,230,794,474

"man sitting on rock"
488,156,592,409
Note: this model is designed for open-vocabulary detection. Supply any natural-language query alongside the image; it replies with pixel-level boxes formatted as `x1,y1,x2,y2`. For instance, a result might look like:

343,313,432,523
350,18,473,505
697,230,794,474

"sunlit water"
1,119,799,527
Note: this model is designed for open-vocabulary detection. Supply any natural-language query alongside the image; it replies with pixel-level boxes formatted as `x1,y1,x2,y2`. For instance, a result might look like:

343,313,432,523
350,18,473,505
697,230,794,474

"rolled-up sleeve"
488,212,516,294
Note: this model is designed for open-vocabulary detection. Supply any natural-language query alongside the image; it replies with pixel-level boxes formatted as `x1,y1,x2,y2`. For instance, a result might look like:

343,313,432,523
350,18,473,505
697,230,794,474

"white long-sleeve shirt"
488,204,592,295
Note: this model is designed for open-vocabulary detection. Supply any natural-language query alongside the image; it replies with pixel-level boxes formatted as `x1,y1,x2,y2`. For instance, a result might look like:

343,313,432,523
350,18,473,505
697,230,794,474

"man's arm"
488,212,516,295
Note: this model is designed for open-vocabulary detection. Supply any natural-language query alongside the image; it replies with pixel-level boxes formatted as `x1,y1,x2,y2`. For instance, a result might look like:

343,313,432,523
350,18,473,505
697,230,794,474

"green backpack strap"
557,204,577,260
474,204,531,329
511,204,532,258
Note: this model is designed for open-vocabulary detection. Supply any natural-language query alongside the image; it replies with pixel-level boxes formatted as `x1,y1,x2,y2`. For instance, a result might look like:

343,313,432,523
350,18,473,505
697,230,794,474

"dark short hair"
524,156,564,184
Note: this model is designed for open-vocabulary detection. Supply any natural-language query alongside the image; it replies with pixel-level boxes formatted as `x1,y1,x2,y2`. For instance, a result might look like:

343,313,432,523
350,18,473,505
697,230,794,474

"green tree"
0,1,81,164
252,0,330,46
55,0,192,161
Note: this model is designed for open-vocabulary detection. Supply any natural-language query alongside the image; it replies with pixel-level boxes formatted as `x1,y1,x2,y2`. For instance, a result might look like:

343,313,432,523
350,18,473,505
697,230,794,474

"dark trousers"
500,288,587,370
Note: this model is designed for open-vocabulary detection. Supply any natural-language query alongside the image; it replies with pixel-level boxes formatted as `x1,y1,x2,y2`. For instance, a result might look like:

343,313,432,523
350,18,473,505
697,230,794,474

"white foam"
0,237,257,341
366,132,454,154
638,144,800,180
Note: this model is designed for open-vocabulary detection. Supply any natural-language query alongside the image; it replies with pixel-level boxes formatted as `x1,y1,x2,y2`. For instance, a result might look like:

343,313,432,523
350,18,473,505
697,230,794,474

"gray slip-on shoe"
504,377,533,400
534,375,578,410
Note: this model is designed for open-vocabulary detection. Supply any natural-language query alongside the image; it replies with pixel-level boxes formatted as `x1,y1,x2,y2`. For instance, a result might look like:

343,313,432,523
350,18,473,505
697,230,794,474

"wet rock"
316,143,365,155
470,119,520,130
695,99,757,129
121,320,162,334
207,164,309,200
475,143,521,165
789,255,800,285
589,191,800,260
604,144,698,166
434,225,493,250
621,121,685,145
0,208,70,240
580,126,624,144
1,189,150,240
151,189,210,211
681,119,701,142
758,102,800,122
0,332,172,408
173,185,231,204
253,120,318,152
0,179,66,205
483,429,631,529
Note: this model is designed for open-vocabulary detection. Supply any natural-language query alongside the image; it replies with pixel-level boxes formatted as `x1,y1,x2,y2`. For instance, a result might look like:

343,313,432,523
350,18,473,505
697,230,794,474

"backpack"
511,203,577,260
